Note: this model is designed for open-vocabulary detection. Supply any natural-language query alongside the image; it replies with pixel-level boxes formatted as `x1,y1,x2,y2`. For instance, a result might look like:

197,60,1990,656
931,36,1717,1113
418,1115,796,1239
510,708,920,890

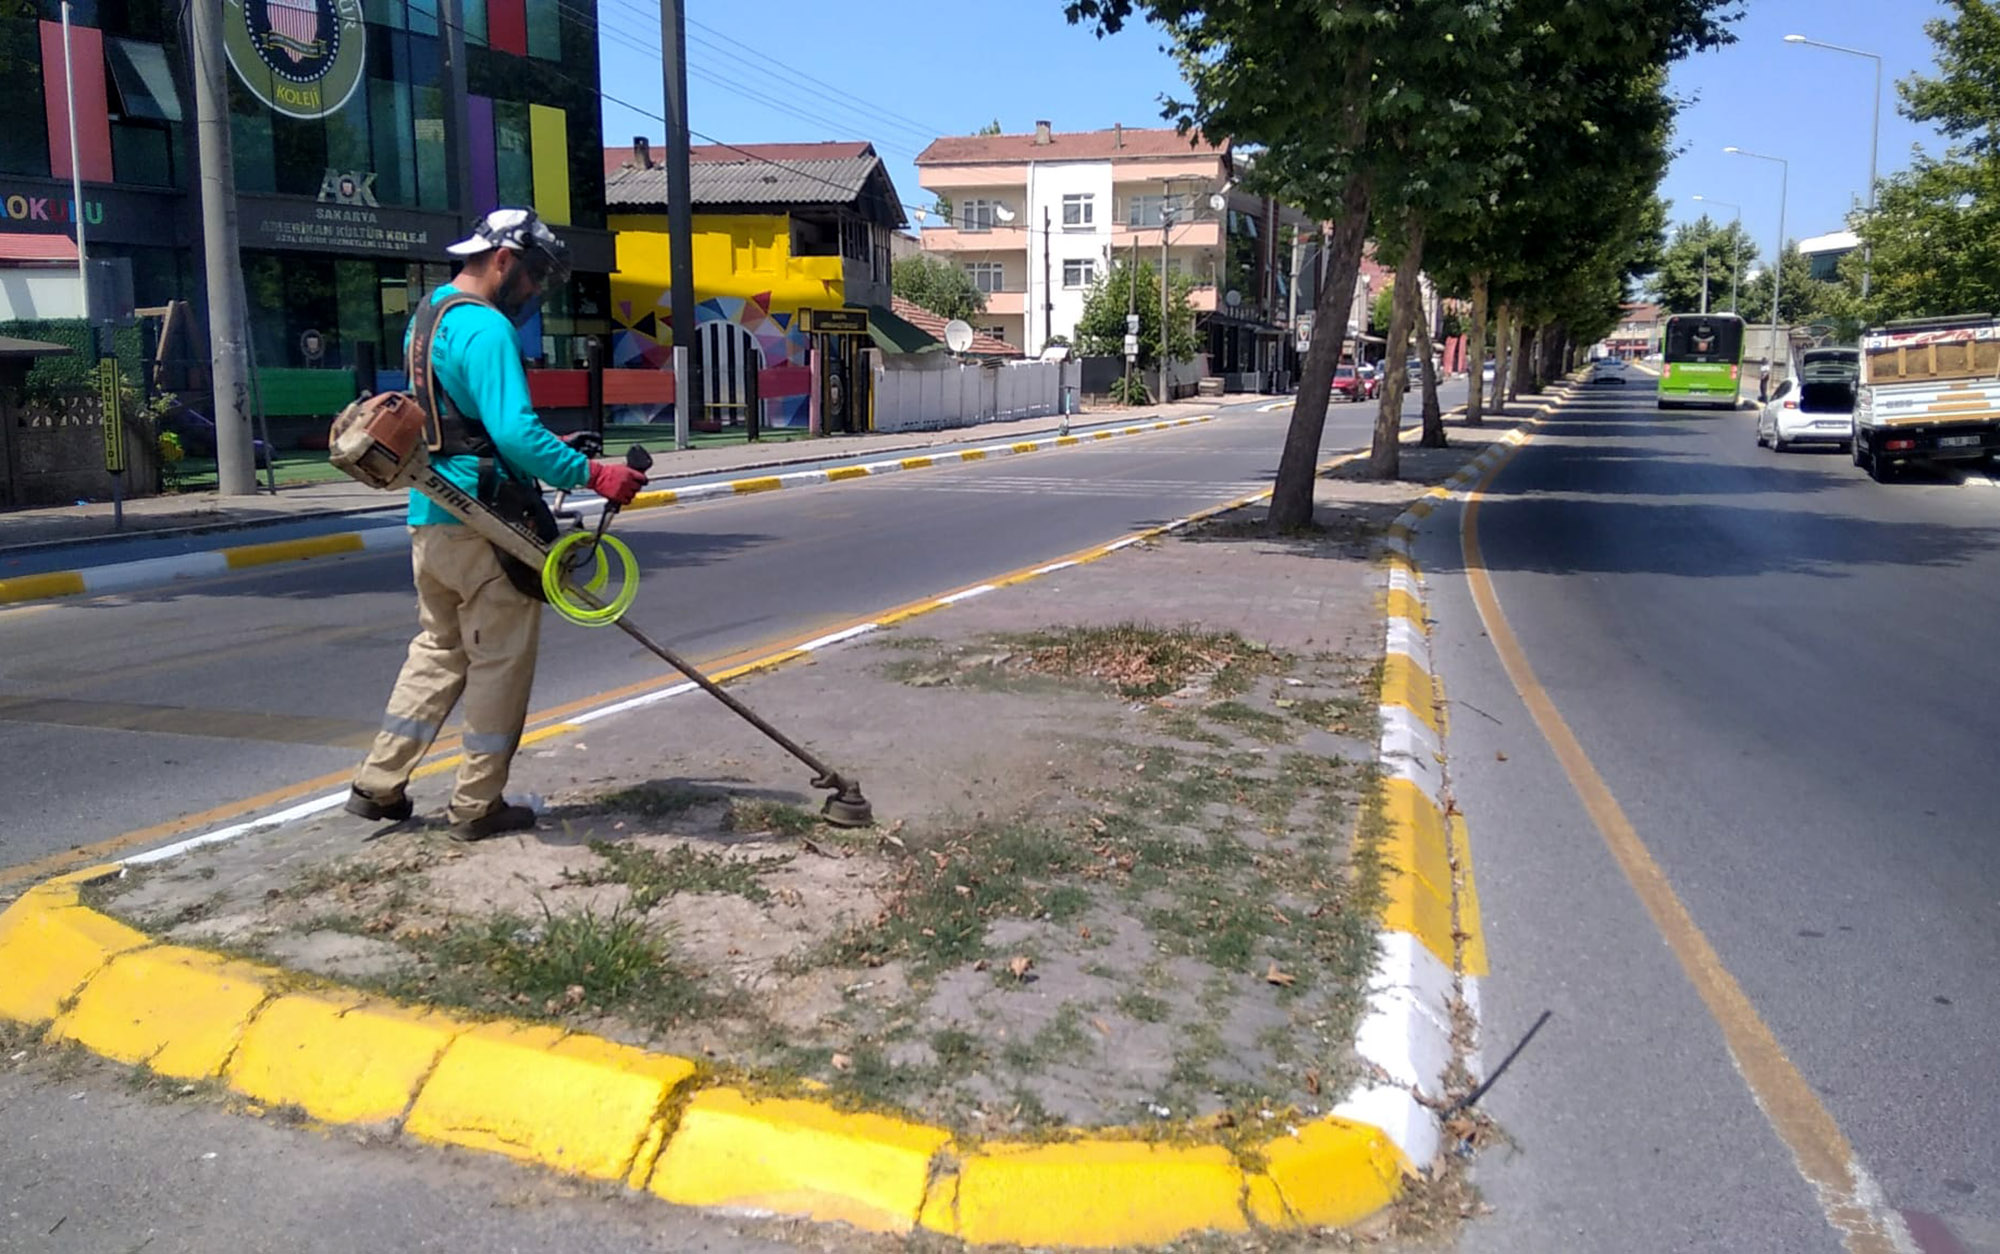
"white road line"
798,623,881,651
937,584,997,604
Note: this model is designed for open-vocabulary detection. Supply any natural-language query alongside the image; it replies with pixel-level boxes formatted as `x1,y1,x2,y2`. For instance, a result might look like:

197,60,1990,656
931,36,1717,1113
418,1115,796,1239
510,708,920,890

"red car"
1332,364,1381,401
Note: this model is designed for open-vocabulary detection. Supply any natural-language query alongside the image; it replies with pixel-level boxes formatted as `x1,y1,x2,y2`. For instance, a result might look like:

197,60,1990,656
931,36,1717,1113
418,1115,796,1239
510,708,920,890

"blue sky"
597,0,1953,267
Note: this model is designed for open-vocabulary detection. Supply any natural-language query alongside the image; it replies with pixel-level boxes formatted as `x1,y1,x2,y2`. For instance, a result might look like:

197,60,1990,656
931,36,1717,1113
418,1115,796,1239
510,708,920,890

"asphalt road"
0,382,1460,867
1421,375,2000,1251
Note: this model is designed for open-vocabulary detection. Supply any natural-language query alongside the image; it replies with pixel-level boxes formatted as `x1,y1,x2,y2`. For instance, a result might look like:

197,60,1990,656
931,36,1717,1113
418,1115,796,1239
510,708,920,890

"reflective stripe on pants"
353,525,542,823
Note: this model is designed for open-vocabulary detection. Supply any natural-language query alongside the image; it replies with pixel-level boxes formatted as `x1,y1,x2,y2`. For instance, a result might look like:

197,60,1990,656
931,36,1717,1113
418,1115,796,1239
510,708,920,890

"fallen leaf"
955,884,972,897
1078,925,1092,940
1092,1017,1112,1037
1305,1068,1322,1095
1265,962,1296,988
973,958,989,972
1496,750,1510,762
1274,698,1297,709
830,1053,852,1072
1008,955,1035,981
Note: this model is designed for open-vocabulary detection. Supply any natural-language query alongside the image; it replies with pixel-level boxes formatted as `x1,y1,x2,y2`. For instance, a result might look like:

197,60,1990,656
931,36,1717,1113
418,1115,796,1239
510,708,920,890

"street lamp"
1785,34,1882,299
1725,147,1789,389
1690,195,1742,313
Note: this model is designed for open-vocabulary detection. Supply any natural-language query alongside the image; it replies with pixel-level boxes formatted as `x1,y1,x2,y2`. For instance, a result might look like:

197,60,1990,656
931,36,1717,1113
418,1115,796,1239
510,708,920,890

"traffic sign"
98,358,125,474
1123,333,1140,358
1126,314,1140,334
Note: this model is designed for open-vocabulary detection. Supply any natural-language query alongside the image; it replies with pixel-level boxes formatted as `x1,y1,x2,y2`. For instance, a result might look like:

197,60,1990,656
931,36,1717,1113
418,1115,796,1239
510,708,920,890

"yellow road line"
1459,422,1907,1254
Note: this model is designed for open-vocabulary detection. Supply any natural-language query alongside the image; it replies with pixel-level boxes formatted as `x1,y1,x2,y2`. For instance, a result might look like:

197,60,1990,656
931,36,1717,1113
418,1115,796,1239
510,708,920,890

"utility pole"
1124,229,1136,402
659,0,700,444
1159,201,1172,408
1042,206,1053,353
1701,252,1710,314
188,0,256,494
60,3,88,325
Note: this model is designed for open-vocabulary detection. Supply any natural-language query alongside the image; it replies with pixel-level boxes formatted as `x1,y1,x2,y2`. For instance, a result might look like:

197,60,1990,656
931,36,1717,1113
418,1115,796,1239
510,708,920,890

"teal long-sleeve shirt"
406,284,588,526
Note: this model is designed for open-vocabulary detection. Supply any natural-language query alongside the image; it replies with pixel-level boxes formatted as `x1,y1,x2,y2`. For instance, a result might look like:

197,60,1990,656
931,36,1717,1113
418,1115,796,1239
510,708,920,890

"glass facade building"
0,0,611,408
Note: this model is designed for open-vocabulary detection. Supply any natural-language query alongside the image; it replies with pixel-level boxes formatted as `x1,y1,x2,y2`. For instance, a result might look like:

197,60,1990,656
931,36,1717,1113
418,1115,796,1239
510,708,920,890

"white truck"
1853,314,2000,482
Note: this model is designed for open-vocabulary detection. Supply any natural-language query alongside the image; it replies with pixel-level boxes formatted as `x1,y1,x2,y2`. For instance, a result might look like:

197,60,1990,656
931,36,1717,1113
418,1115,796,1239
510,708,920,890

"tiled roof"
890,296,1021,357
916,126,1223,165
607,157,883,209
604,141,876,178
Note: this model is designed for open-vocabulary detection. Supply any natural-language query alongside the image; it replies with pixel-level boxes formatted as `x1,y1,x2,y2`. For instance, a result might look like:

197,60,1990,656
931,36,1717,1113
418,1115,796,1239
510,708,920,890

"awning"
0,335,75,359
0,234,79,263
863,303,941,355
106,37,182,122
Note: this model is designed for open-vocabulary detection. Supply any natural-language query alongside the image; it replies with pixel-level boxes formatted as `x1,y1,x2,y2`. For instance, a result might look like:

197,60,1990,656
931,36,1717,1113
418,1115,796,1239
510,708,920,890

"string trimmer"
329,398,874,827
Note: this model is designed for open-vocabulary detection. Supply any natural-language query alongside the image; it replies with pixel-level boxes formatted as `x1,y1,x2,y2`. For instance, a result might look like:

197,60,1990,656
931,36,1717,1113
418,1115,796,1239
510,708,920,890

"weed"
1117,990,1171,1023
388,900,714,1029
725,798,825,838
596,782,727,819
565,839,792,907
998,623,1287,700
1203,701,1295,743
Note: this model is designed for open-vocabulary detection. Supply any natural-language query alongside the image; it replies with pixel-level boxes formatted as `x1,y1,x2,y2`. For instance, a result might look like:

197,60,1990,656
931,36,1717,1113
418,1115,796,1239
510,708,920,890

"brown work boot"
345,787,413,823
449,801,537,842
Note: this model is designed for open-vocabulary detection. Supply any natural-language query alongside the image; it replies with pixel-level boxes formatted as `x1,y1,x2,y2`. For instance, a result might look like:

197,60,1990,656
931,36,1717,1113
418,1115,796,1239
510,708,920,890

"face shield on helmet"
446,207,574,326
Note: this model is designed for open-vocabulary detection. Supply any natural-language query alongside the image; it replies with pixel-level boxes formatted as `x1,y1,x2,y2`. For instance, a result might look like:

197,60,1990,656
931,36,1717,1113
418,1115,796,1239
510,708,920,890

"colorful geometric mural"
609,213,847,430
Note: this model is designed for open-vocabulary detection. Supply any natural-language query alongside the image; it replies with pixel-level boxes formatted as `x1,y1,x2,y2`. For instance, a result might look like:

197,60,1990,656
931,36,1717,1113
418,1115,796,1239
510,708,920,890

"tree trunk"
1269,54,1374,530
1369,213,1426,478
1490,303,1512,413
1508,321,1530,401
1415,300,1445,447
1465,272,1489,427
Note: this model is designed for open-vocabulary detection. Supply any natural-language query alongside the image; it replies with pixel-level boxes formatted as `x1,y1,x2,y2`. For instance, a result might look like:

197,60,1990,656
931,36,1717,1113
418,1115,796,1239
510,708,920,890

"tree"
892,255,986,324
975,119,1004,136
1074,260,1199,384
1647,214,1761,314
1848,1,2000,321
1370,279,1396,336
1740,242,1826,328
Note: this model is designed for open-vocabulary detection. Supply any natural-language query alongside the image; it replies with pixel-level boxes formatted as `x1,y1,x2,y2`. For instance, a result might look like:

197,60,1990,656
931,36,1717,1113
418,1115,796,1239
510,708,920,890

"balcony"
918,226,1028,253
980,290,1026,316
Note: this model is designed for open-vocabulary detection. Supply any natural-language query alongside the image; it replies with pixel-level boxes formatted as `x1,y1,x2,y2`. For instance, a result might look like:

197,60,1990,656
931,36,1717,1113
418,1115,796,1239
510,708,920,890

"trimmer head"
818,777,875,828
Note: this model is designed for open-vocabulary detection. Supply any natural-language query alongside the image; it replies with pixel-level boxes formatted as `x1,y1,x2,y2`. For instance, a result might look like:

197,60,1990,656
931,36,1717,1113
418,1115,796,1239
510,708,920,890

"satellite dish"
994,204,1017,223
943,319,976,353
1224,289,1242,308
1208,192,1227,212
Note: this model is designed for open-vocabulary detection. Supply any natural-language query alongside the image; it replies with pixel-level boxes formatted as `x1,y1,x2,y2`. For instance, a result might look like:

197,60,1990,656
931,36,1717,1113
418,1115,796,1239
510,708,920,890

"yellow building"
605,141,921,432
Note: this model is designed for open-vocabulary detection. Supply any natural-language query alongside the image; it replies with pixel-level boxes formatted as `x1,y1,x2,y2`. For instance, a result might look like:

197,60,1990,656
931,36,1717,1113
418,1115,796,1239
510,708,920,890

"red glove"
586,459,647,505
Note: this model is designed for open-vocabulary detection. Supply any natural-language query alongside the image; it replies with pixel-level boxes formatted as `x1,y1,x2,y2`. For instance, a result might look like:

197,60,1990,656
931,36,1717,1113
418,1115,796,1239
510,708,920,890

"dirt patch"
93,463,1476,1145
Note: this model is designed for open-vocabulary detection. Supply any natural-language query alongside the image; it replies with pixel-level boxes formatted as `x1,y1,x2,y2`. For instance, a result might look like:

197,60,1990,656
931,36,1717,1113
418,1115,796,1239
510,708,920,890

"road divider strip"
0,415,1220,611
0,424,1537,1245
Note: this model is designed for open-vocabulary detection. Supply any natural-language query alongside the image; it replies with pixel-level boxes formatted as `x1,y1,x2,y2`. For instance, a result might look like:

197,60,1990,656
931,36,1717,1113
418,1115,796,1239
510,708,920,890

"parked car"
1480,359,1496,384
1359,363,1384,398
1332,364,1368,402
1759,347,1859,452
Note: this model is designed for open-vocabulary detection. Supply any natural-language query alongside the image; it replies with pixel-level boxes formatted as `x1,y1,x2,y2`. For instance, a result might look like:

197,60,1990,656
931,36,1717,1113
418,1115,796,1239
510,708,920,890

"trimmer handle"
626,444,654,473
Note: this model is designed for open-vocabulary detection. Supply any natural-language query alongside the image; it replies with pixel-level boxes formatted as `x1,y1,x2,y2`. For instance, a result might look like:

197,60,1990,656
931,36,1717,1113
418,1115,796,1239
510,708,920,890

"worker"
347,208,648,840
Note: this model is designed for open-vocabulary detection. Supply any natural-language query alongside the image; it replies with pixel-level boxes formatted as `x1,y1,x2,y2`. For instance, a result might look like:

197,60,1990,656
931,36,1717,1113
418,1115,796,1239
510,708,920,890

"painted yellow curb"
1385,587,1426,626
223,531,365,569
651,1088,949,1233
0,569,86,605
1259,1117,1406,1226
227,992,464,1126
51,945,276,1079
1380,652,1441,735
1450,811,1489,977
405,1021,697,1182
0,885,149,1022
937,1140,1250,1247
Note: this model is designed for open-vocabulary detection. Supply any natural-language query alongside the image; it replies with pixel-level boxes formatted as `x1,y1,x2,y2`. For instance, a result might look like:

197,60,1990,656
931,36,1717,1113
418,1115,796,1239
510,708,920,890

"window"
526,0,561,58
1062,258,1096,288
493,100,533,205
1062,193,1094,228
960,199,1002,232
964,262,1004,293
1127,195,1167,228
980,326,1008,343
0,13,50,176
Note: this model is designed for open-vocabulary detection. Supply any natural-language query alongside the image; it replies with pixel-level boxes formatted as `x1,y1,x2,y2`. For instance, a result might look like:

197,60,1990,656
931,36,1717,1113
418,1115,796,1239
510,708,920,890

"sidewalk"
4,421,1523,1246
1,400,1230,557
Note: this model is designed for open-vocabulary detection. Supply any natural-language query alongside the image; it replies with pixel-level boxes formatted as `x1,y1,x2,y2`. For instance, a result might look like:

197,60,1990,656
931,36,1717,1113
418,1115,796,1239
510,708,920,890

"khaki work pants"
353,525,542,823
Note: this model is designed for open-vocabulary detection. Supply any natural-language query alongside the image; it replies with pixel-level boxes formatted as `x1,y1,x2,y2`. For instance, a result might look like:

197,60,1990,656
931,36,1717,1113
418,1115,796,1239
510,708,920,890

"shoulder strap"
408,291,497,455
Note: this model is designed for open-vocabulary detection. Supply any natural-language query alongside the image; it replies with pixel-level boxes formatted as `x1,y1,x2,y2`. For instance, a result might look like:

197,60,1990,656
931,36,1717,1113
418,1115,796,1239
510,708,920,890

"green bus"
1658,312,1746,410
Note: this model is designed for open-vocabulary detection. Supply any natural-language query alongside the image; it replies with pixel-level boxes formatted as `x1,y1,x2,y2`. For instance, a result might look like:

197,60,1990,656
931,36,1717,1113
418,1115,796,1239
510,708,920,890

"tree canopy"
1848,0,2000,322
1074,260,1200,373
891,255,986,325
1648,214,1762,315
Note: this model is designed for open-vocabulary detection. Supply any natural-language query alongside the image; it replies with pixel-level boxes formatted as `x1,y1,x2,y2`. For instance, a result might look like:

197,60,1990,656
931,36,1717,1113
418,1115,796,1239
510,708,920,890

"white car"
1757,348,1860,452
1481,360,1496,384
